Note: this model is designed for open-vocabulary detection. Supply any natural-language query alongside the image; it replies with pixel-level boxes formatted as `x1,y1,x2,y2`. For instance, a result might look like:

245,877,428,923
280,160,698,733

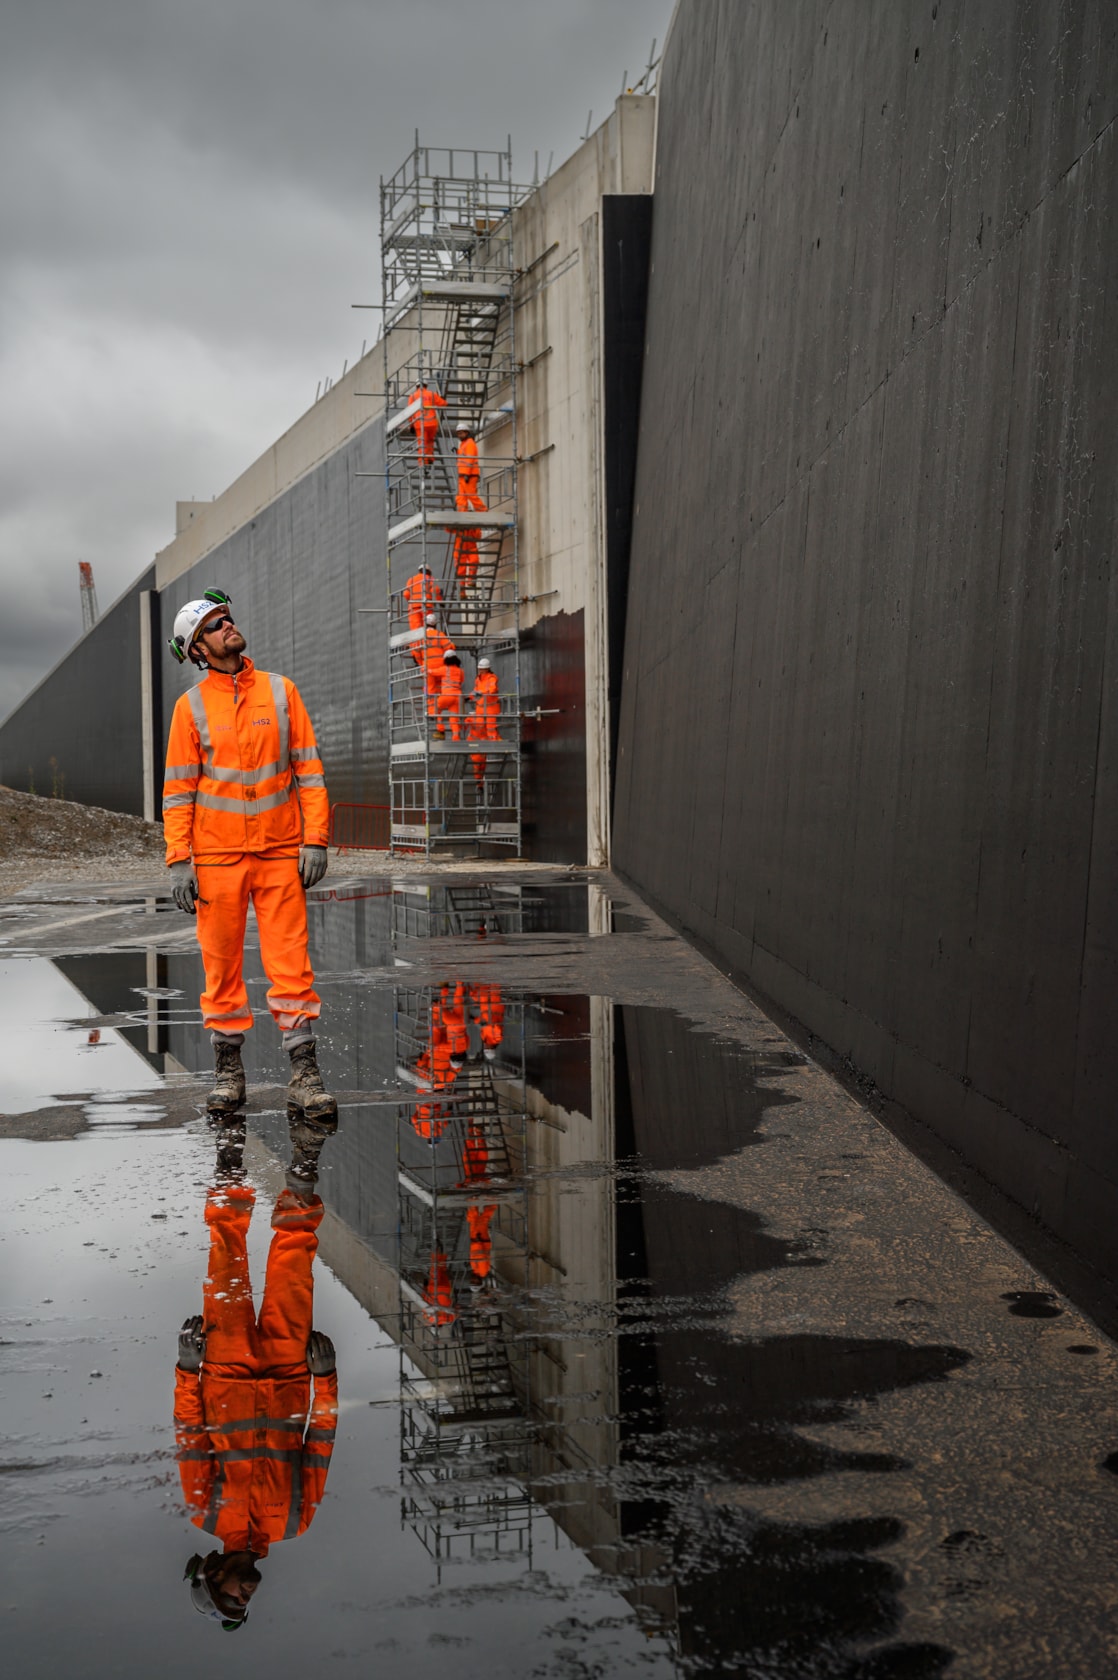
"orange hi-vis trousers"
174,1183,336,1558
196,854,320,1035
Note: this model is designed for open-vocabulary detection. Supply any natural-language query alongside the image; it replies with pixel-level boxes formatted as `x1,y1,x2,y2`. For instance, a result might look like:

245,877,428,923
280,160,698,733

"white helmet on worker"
168,589,233,666
426,612,437,625
477,658,491,670
454,420,473,435
443,648,460,664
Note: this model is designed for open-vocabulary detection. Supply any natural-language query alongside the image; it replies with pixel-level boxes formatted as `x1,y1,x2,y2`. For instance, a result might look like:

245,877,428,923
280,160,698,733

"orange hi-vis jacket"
173,1365,337,1557
410,384,447,426
403,571,443,627
162,658,329,866
456,436,485,512
469,668,500,738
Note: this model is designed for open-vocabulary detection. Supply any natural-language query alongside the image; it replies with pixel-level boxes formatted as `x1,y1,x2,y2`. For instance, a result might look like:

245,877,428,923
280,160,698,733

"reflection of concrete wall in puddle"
517,995,619,1560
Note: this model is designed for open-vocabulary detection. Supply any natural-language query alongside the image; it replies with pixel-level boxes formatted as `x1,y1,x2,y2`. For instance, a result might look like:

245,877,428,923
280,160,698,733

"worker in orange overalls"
467,657,501,785
436,980,469,1060
435,649,464,740
454,420,486,513
422,1250,456,1326
467,1203,498,1280
471,981,505,1060
411,1100,449,1141
453,420,486,596
415,996,462,1092
422,613,452,719
403,566,443,632
409,381,446,470
163,592,336,1130
453,526,480,591
176,1159,337,1631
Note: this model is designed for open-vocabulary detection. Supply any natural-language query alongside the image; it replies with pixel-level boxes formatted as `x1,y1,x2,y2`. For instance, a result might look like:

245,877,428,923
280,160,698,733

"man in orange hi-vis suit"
403,566,443,634
467,658,501,785
176,1173,337,1631
422,613,452,719
435,649,464,740
409,381,446,469
454,420,486,512
471,981,505,1061
163,591,336,1129
453,421,486,594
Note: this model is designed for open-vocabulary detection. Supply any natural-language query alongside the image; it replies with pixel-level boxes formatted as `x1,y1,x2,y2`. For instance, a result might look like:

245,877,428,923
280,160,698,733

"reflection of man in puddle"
175,1132,337,1630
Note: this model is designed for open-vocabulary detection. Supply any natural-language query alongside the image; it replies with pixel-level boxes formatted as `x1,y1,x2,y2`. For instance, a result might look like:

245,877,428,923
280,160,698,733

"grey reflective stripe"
293,772,326,788
162,791,196,811
194,783,293,815
164,763,201,779
290,746,319,762
186,684,211,756
251,784,293,814
284,1455,304,1539
270,998,319,1012
213,1417,305,1435
201,759,285,786
177,1449,212,1461
304,1427,335,1443
216,1446,303,1464
266,673,289,766
195,790,249,814
205,1010,252,1022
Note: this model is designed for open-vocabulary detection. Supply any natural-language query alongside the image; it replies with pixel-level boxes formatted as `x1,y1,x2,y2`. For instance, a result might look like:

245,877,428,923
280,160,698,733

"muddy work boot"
210,1115,246,1183
287,1112,336,1187
207,1041,246,1117
286,1038,338,1129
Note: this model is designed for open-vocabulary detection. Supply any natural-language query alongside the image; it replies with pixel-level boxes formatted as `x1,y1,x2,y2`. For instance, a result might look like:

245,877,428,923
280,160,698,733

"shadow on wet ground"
1,872,1116,1678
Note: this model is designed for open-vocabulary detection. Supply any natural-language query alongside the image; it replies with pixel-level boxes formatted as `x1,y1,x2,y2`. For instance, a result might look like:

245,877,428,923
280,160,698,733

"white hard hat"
168,590,232,665
477,658,491,670
426,613,437,624
483,1047,497,1062
443,648,460,662
454,420,472,435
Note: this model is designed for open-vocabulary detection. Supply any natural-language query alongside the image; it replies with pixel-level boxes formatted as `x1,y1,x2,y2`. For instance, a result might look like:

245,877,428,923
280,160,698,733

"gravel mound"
0,785,164,863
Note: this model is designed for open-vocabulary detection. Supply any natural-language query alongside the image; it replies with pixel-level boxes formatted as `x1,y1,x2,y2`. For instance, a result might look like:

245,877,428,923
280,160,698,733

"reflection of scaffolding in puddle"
391,879,526,941
395,979,533,1574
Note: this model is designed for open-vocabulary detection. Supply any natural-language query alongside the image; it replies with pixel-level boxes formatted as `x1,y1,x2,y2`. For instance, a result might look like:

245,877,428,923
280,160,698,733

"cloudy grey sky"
0,0,670,720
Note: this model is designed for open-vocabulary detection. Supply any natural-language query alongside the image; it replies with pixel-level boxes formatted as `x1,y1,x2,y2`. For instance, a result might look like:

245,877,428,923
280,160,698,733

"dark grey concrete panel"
0,567,155,814
616,1,1118,1288
520,609,587,864
601,195,653,778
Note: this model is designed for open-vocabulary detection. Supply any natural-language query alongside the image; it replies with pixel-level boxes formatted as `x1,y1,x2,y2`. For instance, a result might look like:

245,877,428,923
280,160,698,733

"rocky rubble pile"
0,785,164,862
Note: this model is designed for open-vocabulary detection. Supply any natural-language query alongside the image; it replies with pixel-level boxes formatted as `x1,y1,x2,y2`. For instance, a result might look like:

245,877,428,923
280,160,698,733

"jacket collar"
203,655,255,693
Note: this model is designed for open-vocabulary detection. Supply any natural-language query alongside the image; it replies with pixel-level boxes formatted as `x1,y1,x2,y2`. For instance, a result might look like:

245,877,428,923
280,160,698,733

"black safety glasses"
200,615,234,636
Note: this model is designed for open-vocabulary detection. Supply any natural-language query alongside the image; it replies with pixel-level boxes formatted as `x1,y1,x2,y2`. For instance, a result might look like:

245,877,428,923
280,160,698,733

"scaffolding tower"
380,140,532,855
393,977,536,1573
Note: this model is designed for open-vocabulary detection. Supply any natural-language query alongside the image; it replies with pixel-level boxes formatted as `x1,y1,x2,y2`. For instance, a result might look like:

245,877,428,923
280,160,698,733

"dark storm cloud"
0,0,670,721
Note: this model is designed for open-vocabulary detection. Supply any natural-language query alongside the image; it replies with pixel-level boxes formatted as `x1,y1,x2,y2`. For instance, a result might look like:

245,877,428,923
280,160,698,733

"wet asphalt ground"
1,867,1116,1679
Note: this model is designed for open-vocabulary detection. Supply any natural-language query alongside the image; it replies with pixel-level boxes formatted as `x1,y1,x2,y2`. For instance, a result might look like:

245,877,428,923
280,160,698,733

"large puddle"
2,877,1115,1676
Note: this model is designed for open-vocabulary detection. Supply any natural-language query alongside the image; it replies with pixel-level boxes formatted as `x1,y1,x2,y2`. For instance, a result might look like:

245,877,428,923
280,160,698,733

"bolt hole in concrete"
1,876,1116,1675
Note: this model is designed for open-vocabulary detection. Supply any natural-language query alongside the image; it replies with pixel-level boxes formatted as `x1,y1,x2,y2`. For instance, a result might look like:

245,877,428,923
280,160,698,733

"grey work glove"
178,1314,206,1372
299,846,328,890
169,861,199,914
306,1331,336,1377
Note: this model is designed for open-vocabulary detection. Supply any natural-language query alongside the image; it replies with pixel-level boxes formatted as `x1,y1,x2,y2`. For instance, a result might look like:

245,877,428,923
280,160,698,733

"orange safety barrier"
328,803,390,852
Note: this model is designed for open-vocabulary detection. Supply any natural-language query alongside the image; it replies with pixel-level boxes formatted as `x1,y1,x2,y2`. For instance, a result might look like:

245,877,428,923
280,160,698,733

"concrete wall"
615,1,1118,1287
0,567,155,812
514,96,656,863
